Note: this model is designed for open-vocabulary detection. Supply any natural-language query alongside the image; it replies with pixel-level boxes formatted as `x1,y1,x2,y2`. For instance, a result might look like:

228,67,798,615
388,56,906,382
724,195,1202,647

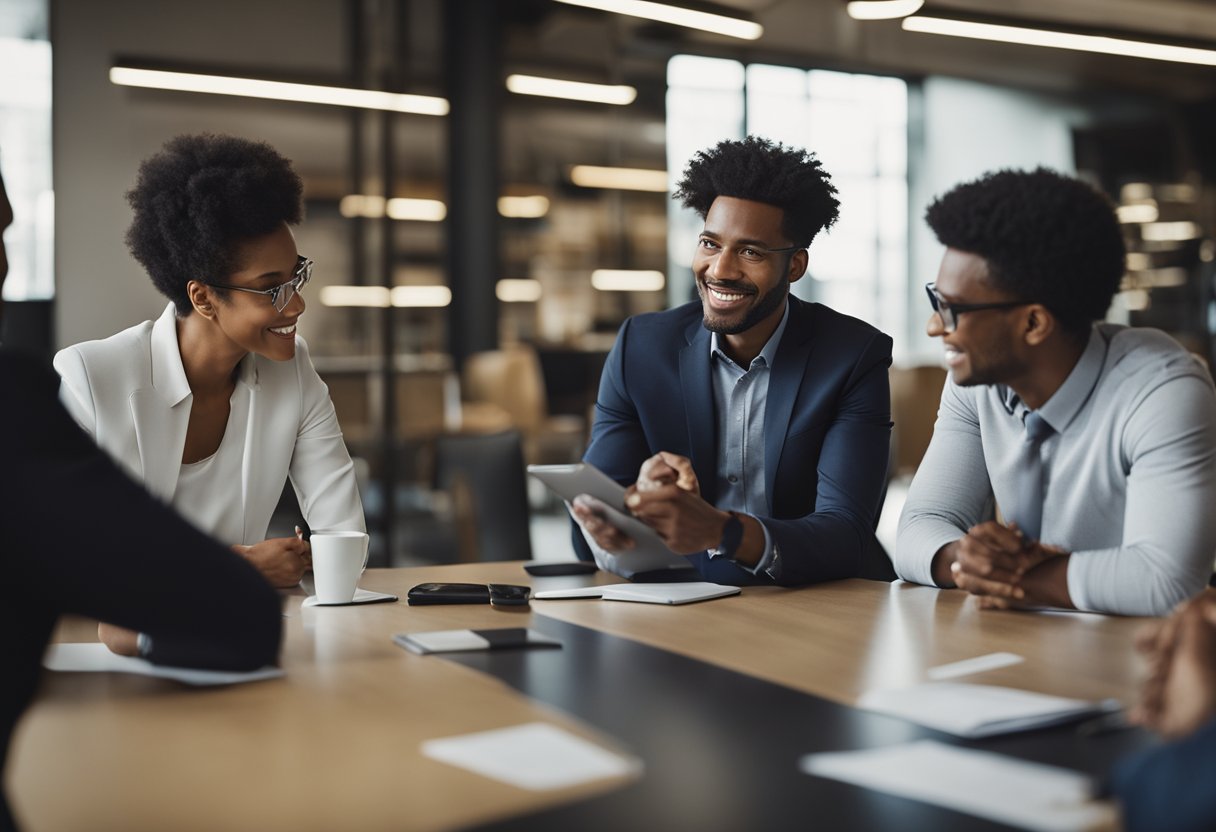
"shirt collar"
151,302,260,406
1001,325,1106,432
709,297,791,370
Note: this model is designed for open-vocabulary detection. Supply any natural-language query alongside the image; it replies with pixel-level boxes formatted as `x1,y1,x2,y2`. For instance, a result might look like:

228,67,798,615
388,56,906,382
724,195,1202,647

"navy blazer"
1112,716,1216,832
574,296,894,586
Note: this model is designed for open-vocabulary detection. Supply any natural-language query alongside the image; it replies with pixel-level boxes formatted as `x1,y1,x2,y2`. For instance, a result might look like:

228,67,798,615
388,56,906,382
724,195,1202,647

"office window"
0,13,53,303
668,58,908,347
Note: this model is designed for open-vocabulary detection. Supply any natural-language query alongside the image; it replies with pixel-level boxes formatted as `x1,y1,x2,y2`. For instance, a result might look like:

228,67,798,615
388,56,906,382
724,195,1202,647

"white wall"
52,0,346,348
905,77,1087,362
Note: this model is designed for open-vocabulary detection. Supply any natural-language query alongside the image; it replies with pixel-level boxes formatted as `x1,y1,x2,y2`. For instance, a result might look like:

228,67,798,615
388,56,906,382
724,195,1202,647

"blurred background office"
4,0,1216,565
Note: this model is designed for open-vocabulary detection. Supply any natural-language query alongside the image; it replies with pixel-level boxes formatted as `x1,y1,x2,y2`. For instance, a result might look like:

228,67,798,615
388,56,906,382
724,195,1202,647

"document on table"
422,722,641,791
43,643,284,686
857,682,1120,738
533,582,740,605
801,740,1117,832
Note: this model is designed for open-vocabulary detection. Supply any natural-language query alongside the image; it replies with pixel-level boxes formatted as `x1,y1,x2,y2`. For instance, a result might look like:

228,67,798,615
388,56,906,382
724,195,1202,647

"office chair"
434,429,533,562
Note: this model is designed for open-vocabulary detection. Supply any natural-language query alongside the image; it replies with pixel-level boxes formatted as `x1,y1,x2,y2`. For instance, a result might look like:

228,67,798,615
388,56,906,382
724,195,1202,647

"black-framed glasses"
924,282,1028,333
205,256,313,312
696,236,806,265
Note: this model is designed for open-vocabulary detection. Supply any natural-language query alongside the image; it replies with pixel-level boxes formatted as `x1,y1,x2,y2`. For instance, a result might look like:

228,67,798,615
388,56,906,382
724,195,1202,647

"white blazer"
53,303,366,544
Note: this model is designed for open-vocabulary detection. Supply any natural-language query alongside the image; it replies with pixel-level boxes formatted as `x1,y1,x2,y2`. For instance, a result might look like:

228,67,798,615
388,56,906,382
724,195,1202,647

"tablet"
526,463,692,575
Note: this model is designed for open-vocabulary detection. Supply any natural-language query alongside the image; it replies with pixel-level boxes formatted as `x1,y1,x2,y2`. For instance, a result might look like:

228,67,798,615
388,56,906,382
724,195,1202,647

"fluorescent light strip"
570,165,668,192
391,286,452,307
497,195,550,218
338,195,446,222
109,66,449,115
901,16,1216,67
496,279,544,302
1141,221,1201,242
1116,203,1159,224
387,198,446,222
553,0,761,41
320,286,391,308
846,1,923,21
591,269,665,291
506,74,636,105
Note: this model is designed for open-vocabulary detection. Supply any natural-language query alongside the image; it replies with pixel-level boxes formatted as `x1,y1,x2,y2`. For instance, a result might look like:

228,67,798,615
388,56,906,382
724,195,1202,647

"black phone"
523,561,599,577
407,583,491,605
488,584,531,607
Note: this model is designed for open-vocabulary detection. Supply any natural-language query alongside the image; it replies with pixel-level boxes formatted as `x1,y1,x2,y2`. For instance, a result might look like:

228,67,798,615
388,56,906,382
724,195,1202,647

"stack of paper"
857,682,1120,738
43,643,283,686
801,740,1116,832
533,582,740,605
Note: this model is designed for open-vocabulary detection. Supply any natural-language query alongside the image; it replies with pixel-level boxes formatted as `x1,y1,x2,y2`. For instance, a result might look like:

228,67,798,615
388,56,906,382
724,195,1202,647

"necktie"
1010,410,1054,541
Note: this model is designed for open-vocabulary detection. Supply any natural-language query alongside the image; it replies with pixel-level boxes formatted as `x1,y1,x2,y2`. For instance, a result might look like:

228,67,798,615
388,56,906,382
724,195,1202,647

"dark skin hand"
571,452,701,552
934,520,1072,610
1130,590,1216,740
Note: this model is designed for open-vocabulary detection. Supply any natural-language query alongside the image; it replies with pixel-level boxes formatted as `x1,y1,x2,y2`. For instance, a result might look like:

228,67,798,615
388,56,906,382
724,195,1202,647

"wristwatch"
708,511,744,560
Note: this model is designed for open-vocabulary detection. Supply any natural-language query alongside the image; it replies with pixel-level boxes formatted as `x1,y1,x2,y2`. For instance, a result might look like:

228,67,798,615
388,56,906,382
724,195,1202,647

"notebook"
533,581,740,605
857,682,1121,738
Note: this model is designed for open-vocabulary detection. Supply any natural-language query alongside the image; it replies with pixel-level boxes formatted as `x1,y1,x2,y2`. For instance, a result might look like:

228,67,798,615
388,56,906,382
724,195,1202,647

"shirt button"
728,474,739,483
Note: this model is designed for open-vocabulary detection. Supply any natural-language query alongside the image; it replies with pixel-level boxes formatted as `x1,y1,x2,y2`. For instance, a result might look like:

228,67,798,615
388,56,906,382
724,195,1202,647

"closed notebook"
857,682,1121,739
533,582,740,605
393,627,561,655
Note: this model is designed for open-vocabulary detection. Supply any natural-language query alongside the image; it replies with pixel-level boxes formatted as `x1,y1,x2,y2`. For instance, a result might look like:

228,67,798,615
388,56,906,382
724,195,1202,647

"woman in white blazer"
54,134,365,595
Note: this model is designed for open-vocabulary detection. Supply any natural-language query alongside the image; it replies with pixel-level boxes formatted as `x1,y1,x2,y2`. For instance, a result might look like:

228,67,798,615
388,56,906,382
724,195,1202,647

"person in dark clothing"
1113,590,1216,832
0,167,283,832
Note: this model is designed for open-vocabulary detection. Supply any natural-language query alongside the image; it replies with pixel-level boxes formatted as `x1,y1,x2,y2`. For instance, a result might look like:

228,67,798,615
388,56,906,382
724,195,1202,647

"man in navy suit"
571,136,894,586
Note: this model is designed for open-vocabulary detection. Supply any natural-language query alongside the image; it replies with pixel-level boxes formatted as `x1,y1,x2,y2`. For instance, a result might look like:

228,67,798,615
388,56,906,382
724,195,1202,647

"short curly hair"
673,135,840,247
925,168,1125,336
125,133,303,315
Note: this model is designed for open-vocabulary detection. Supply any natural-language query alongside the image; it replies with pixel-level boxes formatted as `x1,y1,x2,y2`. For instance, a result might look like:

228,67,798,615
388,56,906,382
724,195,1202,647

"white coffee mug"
310,531,369,604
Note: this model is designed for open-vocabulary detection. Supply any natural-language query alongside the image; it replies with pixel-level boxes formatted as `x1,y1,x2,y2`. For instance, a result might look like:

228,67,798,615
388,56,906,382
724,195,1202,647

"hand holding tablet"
527,463,693,576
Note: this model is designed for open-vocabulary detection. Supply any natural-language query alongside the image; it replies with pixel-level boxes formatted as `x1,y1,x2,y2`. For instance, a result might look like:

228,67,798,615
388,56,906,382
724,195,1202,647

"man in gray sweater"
895,168,1216,616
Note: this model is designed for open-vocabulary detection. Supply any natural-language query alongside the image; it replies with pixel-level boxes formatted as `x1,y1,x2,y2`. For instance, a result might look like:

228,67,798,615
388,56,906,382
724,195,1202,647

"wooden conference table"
10,563,1154,832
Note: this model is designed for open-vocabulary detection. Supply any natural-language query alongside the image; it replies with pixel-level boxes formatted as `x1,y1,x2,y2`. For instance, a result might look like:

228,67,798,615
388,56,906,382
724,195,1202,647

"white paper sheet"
800,740,1117,832
43,643,284,686
857,682,1120,738
421,722,640,791
927,651,1025,680
302,588,398,607
533,582,740,605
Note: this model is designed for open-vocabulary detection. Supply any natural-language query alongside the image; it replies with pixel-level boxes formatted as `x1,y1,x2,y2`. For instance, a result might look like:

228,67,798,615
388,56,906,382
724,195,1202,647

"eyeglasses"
696,236,805,265
205,256,313,312
924,282,1028,333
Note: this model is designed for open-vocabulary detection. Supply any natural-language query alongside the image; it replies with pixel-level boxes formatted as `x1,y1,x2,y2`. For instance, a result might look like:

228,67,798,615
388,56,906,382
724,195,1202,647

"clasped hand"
573,452,729,555
947,521,1067,609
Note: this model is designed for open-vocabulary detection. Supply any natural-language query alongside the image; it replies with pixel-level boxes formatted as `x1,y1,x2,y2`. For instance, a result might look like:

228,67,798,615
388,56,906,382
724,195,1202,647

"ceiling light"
391,286,452,307
570,165,668,192
319,286,391,308
339,195,387,218
506,74,636,105
553,0,761,41
901,16,1216,67
496,279,544,302
1141,221,1202,242
498,195,551,218
1116,203,1158,224
591,269,666,291
109,66,449,115
846,1,923,21
387,198,446,222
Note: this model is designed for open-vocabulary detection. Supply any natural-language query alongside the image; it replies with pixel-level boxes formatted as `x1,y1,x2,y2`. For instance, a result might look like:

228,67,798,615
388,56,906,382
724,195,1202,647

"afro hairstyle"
925,167,1125,336
125,133,303,316
673,135,840,247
